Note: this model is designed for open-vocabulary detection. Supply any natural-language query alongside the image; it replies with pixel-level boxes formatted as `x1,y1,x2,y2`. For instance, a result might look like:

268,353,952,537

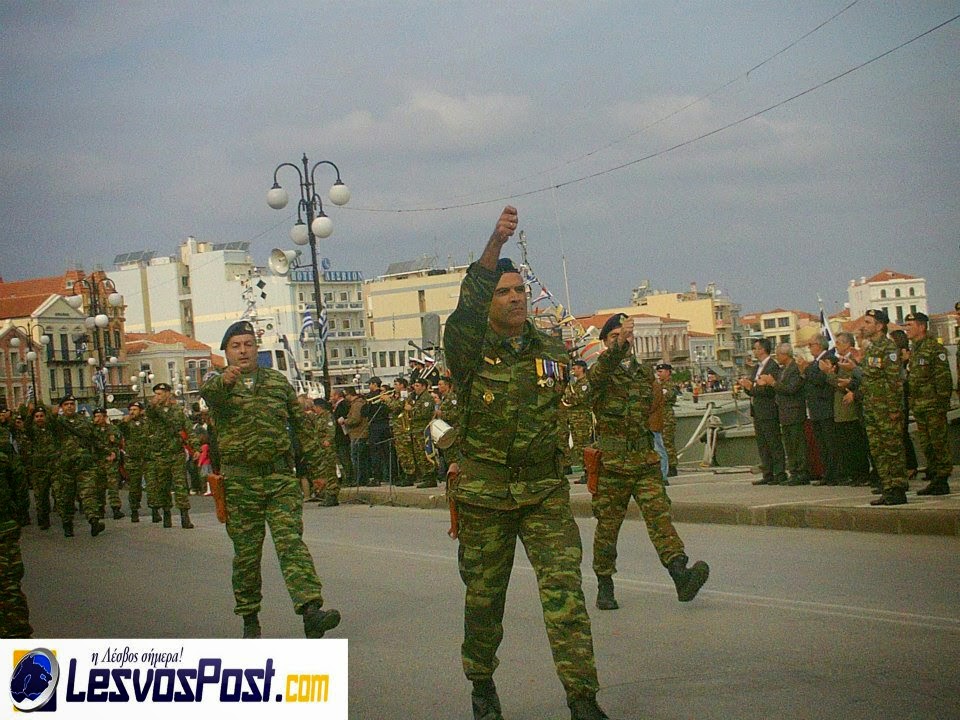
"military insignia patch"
939,353,947,361
888,352,898,362
483,390,495,404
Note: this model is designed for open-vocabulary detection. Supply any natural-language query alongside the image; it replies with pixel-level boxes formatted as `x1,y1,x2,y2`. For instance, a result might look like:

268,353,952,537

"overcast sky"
2,1,957,318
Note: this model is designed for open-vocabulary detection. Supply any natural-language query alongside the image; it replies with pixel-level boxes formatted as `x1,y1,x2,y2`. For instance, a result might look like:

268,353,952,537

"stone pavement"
336,466,960,537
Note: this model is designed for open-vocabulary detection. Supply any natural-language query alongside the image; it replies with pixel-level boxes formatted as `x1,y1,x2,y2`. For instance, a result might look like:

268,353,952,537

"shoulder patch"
888,352,898,362
939,353,947,361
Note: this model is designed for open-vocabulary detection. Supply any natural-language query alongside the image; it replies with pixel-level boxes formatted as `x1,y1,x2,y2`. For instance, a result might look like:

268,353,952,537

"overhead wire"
342,11,958,214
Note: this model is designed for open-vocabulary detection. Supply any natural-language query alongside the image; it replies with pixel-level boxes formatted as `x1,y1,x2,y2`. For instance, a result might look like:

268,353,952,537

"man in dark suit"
739,338,787,485
759,343,810,485
799,336,838,485
330,388,354,486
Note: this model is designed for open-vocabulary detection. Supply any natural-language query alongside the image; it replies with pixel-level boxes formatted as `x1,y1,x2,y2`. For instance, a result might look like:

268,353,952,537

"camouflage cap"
220,320,256,350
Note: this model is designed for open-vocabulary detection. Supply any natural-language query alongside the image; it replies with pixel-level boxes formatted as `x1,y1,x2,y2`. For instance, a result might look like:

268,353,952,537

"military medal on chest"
482,390,495,405
536,358,567,388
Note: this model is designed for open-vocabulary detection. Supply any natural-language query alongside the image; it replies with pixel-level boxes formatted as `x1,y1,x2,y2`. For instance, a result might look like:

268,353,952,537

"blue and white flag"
93,368,106,392
817,295,836,350
299,307,314,346
318,307,329,343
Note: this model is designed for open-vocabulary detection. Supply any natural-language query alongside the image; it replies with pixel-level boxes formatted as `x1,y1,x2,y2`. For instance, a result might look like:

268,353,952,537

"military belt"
220,458,291,477
460,455,558,484
598,434,652,453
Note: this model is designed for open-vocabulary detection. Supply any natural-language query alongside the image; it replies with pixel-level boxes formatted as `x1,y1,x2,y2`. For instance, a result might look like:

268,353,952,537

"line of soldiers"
0,381,201,538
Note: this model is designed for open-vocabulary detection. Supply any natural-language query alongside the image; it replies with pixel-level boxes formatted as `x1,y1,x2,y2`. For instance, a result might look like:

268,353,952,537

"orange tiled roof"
124,330,212,353
0,294,49,320
0,274,69,299
864,269,916,284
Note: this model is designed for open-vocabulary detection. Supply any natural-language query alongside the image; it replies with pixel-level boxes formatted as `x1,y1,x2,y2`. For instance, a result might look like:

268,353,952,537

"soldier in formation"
406,377,438,488
201,320,341,640
119,400,150,522
145,383,198,528
561,359,593,484
92,408,124,520
0,441,32,637
655,363,680,477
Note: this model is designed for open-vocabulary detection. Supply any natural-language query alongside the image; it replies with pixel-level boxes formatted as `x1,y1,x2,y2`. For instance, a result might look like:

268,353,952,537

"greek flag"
93,367,106,392
318,307,329,343
299,308,314,346
817,295,836,350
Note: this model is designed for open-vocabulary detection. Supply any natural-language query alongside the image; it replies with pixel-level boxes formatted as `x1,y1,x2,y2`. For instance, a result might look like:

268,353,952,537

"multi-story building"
0,270,132,410
112,237,367,392
601,281,747,380
575,311,690,366
364,257,468,379
847,269,927,325
125,330,223,407
740,308,820,349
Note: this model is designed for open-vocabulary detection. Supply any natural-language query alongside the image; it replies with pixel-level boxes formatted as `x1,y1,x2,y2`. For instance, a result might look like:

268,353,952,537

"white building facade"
847,270,927,324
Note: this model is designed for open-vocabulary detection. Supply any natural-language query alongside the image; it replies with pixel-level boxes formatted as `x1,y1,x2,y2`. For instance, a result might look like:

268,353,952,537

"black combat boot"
870,487,908,506
569,695,610,720
131,509,139,523
89,517,105,537
38,514,50,530
112,507,125,520
242,613,261,639
318,495,339,507
668,465,678,477
667,554,710,602
471,678,503,720
162,509,172,528
596,575,618,610
916,477,950,496
302,600,341,639
180,510,194,529
63,520,74,537
416,478,438,489
151,508,161,523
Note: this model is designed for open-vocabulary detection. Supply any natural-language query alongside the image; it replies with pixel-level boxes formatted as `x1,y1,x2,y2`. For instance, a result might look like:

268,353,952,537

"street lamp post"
10,325,49,405
267,153,350,398
66,274,123,409
130,370,155,404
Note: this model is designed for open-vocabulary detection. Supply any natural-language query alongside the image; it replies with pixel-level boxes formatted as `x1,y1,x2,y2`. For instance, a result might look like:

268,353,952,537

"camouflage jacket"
860,336,902,418
48,411,97,468
408,388,436,434
562,373,592,420
145,401,198,457
119,416,152,461
22,421,59,473
908,336,953,412
201,366,322,474
444,261,569,508
589,342,659,472
0,445,27,529
439,389,461,428
92,423,120,467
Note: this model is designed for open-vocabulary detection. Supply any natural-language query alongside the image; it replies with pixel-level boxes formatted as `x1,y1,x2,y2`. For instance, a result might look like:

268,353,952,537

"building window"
896,306,904,324
379,352,387,367
880,289,887,298
910,304,917,315
298,292,304,302
342,319,351,330
895,288,901,298
340,292,348,302
398,350,404,366
324,293,333,303
49,369,57,392
780,335,790,344
389,351,396,367
329,319,337,330
763,319,776,329
372,354,378,368
418,290,426,314
909,287,915,297
777,317,790,327
330,348,339,359
63,368,72,393
275,351,287,372
345,347,354,358
356,290,363,301
362,347,368,357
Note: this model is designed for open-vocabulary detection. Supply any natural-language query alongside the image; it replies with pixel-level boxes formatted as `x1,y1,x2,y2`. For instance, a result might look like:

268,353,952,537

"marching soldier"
444,207,607,720
905,312,955,494
23,406,57,529
387,378,416,486
119,401,150,522
312,399,340,506
1,442,32,637
145,383,199,528
860,309,909,506
561,360,593,483
201,320,340,639
0,408,29,528
589,314,709,610
48,395,101,537
92,408,124,520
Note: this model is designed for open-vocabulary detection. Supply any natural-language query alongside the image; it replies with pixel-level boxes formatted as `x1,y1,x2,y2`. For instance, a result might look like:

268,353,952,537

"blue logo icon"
10,648,59,712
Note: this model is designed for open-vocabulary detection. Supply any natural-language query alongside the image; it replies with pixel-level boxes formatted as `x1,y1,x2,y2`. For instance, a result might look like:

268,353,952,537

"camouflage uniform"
438,388,461,458
0,446,32,638
908,336,954,483
201,366,328,617
145,402,195,513
313,407,340,501
48,411,97,531
23,418,58,528
660,380,679,469
561,373,593,471
387,394,416,483
861,336,908,495
589,342,685,575
445,261,599,705
92,423,122,516
408,387,437,481
119,415,151,513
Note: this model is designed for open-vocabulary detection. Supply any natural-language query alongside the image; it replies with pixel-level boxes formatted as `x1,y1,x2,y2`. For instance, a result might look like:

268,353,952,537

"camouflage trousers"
30,468,55,525
316,449,340,499
409,434,433,481
94,463,122,510
863,409,908,492
147,454,190,511
913,408,953,479
0,523,32,638
223,470,324,616
79,464,108,520
662,412,678,467
457,487,600,703
394,433,418,478
592,462,685,575
55,466,93,523
125,456,148,510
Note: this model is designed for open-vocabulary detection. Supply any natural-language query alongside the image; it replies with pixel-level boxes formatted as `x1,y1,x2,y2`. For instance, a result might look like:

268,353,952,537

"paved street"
21,497,960,719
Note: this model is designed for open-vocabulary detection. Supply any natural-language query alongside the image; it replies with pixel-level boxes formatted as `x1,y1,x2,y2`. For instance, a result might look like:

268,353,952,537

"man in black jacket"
800,336,838,485
739,338,787,485
330,389,354,486
759,343,810,485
